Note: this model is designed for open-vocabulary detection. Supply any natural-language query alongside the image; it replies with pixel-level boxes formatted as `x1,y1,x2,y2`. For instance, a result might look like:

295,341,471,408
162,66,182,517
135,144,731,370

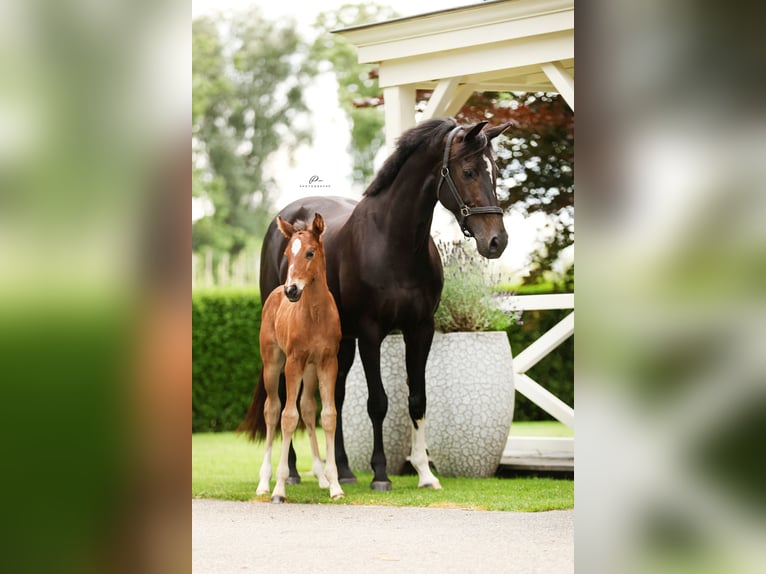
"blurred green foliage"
310,3,399,185
192,9,315,262
192,289,263,432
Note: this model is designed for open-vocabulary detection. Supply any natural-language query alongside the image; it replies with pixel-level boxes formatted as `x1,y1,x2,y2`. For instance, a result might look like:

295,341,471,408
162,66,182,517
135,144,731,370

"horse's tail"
237,371,268,442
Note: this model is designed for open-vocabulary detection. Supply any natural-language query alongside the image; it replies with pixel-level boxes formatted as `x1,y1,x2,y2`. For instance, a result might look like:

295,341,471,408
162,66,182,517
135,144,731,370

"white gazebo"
334,0,574,150
334,0,575,471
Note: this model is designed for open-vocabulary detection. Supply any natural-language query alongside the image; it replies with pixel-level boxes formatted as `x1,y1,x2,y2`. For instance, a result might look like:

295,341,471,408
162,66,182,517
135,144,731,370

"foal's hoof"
331,493,345,501
286,475,301,486
419,481,442,490
271,495,286,504
370,480,392,491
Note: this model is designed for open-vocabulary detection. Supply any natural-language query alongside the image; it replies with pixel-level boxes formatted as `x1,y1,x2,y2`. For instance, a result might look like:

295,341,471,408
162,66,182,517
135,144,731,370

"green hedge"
506,309,574,421
192,289,573,431
192,288,262,432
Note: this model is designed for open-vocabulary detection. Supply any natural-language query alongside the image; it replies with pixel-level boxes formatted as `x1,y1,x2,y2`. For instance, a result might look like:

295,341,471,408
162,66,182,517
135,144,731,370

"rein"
436,126,504,238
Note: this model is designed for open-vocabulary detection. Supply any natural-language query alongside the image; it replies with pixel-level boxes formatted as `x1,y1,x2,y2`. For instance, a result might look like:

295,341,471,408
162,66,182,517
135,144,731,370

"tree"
192,10,315,262
456,92,574,284
310,3,399,185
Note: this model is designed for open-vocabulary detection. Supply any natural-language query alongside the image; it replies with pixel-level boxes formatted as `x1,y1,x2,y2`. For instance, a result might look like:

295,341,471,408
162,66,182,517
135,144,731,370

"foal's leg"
257,354,284,496
299,365,330,489
358,328,391,490
272,357,303,503
318,356,343,499
404,323,442,489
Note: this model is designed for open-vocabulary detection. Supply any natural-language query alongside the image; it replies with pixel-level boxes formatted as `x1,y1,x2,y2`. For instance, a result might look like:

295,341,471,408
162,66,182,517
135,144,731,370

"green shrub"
505,308,574,422
192,288,262,432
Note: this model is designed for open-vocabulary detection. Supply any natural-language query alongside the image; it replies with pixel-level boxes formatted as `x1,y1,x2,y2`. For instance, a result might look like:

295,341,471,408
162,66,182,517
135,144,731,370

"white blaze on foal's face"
286,236,305,289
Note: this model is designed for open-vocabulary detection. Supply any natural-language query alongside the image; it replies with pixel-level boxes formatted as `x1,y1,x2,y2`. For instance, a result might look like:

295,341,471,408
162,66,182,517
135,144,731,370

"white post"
383,84,416,152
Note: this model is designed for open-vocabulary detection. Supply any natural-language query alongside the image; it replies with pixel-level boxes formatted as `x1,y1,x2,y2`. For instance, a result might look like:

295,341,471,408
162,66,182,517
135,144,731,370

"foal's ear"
484,121,513,140
464,121,489,141
277,216,295,238
311,213,325,237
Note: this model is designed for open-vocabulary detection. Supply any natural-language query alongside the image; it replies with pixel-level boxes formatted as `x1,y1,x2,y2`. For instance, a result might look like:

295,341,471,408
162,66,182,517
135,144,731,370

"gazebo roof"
334,0,573,94
334,0,573,148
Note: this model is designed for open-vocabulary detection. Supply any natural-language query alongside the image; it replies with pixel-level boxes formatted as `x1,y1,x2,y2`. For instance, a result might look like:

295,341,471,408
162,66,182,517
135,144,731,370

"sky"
192,0,565,279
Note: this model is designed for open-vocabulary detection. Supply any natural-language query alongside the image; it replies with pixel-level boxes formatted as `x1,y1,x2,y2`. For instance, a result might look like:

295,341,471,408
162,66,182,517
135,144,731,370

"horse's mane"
363,117,458,197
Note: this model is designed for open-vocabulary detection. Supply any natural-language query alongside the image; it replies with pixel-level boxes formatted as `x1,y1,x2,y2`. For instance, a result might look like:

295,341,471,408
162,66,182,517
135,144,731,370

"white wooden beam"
383,84,416,152
420,77,462,121
442,83,477,117
515,373,575,428
504,293,574,312
378,30,573,88
541,61,574,110
512,311,574,373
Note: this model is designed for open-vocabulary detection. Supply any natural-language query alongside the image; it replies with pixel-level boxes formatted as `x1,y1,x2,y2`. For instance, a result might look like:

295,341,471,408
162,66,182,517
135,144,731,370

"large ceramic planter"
343,331,515,478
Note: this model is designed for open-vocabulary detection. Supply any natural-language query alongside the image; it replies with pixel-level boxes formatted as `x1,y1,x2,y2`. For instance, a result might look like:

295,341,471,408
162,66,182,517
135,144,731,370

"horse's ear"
277,216,294,238
484,121,513,140
464,121,489,141
311,213,325,237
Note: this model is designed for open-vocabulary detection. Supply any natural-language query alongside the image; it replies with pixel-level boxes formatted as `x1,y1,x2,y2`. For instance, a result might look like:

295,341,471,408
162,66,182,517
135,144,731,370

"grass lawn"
509,420,574,437
193,425,573,511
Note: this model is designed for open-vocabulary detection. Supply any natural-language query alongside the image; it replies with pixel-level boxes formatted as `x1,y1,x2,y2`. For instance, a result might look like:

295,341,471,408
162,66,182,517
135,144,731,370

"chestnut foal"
256,213,343,503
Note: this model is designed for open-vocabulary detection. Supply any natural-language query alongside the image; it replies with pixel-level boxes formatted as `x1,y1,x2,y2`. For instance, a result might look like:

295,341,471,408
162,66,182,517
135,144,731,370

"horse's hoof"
419,481,442,490
331,493,345,500
286,475,301,486
370,480,392,491
271,495,286,504
338,468,357,484
255,489,270,497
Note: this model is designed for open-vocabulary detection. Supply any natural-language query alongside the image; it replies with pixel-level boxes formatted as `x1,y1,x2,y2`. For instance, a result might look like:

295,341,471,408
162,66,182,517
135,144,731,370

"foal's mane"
363,117,462,197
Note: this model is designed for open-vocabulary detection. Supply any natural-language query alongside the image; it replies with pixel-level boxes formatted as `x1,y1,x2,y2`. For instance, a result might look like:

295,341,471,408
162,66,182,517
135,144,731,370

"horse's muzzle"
284,284,302,302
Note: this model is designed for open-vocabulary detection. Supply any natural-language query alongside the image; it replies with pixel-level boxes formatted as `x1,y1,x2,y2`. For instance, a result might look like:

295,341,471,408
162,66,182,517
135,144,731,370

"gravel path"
192,499,573,573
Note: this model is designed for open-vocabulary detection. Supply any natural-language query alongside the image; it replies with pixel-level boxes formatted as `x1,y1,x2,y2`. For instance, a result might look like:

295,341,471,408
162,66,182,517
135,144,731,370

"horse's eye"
463,168,475,178
306,250,315,260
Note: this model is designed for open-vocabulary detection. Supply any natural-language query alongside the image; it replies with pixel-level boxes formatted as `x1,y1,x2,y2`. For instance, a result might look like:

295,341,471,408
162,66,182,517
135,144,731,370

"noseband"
436,125,504,238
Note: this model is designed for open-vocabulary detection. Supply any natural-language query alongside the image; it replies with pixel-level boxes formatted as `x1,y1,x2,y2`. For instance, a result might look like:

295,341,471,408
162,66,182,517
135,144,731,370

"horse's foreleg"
300,365,329,489
318,357,343,499
272,359,302,503
334,337,357,483
358,331,391,490
278,372,301,485
404,324,442,490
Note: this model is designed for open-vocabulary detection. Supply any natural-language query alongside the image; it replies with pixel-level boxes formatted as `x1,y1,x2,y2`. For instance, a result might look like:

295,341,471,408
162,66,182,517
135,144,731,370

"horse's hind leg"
404,323,442,489
333,337,358,484
272,358,302,503
318,357,343,499
358,331,392,490
300,365,329,489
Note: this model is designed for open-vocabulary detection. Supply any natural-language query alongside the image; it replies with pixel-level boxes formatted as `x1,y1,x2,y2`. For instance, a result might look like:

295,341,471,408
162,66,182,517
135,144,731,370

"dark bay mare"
241,117,510,490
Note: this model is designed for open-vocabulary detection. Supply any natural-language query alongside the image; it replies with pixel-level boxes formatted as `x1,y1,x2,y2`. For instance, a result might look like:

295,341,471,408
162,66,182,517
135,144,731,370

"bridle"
436,125,504,238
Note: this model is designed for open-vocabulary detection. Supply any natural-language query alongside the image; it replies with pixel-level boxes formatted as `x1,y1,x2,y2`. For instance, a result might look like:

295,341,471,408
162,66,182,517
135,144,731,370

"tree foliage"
192,10,315,259
456,92,574,283
310,3,399,185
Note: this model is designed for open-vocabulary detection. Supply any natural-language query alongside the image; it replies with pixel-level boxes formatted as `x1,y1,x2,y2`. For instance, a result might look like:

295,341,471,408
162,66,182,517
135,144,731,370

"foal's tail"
236,371,268,442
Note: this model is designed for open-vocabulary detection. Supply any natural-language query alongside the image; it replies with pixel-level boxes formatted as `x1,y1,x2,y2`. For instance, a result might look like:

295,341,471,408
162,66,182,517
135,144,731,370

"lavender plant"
434,241,521,333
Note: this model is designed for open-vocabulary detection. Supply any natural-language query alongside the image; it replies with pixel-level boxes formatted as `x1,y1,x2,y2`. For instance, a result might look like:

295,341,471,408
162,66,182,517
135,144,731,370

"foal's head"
277,213,326,303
